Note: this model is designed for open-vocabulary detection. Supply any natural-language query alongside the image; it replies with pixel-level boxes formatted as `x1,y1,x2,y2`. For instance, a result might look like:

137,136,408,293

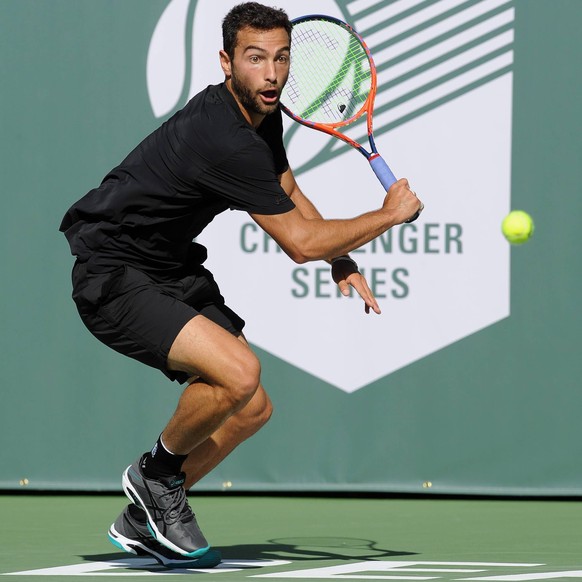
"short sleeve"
196,138,295,215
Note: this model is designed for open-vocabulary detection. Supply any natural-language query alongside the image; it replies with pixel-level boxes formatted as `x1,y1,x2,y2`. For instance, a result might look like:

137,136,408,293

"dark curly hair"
222,2,291,59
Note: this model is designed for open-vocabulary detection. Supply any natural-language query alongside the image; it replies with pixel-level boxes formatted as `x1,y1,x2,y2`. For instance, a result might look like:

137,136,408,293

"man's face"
221,26,291,125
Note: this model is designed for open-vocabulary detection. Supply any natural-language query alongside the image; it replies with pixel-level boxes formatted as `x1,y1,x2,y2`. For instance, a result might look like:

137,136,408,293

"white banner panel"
147,0,514,392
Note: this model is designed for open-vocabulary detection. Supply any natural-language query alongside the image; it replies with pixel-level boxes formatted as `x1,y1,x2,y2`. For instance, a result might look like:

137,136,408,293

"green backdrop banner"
1,0,581,495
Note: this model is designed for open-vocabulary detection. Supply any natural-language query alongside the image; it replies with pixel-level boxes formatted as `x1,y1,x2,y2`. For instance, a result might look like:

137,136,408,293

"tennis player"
60,1,422,569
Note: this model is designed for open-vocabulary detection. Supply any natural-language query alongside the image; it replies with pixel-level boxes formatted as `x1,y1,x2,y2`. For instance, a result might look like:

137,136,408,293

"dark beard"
230,70,278,117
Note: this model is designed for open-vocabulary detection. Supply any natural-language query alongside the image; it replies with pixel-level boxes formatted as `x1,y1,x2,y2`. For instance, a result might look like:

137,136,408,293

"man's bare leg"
181,382,272,489
120,316,263,557
166,332,272,488
162,316,262,455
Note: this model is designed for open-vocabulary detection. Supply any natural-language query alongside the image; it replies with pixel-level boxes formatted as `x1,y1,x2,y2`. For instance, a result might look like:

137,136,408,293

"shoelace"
160,485,194,525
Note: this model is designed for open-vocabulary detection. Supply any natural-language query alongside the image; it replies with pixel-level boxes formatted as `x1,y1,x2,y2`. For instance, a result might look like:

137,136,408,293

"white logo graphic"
146,0,514,393
11,559,582,579
3,558,290,576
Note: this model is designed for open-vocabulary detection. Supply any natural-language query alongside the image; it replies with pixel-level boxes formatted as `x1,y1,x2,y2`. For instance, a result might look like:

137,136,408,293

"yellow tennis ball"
502,210,534,244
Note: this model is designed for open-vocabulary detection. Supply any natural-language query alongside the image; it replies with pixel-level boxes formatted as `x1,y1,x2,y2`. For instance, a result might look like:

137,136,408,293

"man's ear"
219,50,232,78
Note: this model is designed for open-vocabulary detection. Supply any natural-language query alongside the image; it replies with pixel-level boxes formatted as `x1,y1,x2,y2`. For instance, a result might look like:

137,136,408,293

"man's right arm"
250,177,422,264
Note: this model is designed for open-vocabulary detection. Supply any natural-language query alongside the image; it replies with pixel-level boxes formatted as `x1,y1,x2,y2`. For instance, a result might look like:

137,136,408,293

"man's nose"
265,61,277,83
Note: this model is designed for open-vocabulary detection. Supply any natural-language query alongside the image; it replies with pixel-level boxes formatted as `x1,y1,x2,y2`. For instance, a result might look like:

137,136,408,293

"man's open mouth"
260,89,279,103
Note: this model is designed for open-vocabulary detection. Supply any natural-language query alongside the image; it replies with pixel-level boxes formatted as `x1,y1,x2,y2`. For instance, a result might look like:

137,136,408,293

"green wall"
1,0,581,494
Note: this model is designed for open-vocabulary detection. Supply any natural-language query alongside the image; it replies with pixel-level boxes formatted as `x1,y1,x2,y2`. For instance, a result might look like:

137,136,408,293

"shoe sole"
122,465,210,559
108,523,221,568
107,524,145,556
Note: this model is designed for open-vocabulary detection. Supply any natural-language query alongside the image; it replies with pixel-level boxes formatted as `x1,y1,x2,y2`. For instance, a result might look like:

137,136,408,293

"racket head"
281,15,377,130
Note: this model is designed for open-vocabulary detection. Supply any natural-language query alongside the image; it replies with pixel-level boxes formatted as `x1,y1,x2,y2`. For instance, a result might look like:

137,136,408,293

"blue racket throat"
369,154,397,191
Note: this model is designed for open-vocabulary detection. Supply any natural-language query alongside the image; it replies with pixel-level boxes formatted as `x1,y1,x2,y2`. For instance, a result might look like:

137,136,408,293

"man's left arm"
279,167,381,315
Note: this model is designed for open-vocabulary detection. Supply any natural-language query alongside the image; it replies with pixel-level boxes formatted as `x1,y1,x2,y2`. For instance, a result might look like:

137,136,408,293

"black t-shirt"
59,83,295,278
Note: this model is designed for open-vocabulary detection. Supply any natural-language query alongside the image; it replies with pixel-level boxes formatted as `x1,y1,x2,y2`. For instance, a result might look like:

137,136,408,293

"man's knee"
231,388,273,438
224,351,262,411
254,392,273,430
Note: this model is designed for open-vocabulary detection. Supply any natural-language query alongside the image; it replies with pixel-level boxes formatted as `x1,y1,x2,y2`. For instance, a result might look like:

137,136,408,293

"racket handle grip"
370,154,419,223
369,155,397,191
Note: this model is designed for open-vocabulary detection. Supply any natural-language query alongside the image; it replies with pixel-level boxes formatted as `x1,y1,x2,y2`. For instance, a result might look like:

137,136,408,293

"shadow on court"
81,536,417,570
226,537,417,561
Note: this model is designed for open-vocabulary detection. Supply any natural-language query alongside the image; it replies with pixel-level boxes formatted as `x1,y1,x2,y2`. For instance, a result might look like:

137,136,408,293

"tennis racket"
280,14,420,223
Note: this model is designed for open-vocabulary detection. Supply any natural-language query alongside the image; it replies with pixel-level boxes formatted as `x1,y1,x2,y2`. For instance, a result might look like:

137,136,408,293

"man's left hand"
331,259,381,315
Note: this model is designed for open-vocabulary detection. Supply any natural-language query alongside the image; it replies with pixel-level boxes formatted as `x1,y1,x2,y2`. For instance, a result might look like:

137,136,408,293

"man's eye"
250,55,260,63
278,55,289,63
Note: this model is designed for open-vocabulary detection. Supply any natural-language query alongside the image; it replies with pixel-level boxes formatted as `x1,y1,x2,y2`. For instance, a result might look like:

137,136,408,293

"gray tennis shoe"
108,504,221,568
122,456,211,558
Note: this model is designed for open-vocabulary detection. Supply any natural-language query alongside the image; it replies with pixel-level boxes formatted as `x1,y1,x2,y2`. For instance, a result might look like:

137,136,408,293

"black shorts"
71,262,245,383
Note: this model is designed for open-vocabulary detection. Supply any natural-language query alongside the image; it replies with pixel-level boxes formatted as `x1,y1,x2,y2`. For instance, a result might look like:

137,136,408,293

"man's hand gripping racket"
280,14,423,224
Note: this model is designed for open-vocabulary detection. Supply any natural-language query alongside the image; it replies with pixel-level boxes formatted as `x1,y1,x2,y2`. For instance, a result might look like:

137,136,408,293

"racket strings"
284,20,373,124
